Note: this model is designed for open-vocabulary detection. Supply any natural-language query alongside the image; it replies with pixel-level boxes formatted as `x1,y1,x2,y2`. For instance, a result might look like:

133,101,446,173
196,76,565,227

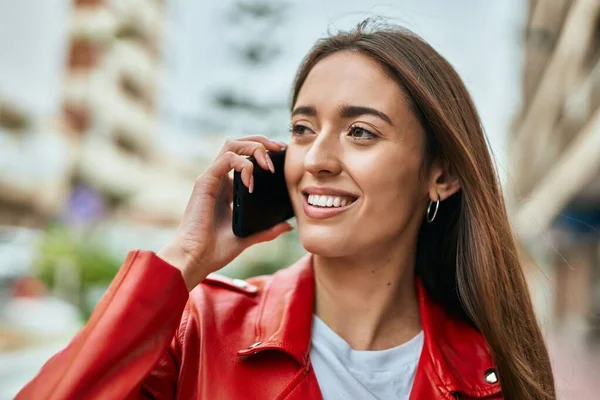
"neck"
313,238,422,351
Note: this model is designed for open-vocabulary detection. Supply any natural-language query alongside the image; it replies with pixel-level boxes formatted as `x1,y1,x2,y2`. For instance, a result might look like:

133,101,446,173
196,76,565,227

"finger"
216,175,234,204
243,221,294,246
219,140,273,173
207,151,254,191
235,135,287,152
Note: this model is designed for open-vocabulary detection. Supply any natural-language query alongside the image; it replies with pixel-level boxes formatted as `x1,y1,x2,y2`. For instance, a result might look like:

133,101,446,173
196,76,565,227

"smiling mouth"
304,193,358,208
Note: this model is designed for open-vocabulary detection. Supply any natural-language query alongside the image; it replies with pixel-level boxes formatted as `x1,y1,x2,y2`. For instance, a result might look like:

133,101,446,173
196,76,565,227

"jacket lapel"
237,254,315,365
237,255,322,399
410,280,501,399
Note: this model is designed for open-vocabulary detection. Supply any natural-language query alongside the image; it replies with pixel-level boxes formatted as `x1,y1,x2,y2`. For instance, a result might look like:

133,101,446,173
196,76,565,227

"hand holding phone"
157,137,292,290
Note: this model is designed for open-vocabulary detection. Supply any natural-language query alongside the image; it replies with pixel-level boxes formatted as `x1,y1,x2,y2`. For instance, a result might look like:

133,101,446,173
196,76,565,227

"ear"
427,160,461,202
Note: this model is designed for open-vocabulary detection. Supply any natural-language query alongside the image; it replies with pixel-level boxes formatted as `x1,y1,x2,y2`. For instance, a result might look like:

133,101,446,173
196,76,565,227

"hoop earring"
426,194,440,223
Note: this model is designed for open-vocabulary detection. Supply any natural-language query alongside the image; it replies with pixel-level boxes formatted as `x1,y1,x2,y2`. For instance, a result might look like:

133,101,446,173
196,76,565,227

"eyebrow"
291,104,393,126
291,105,317,117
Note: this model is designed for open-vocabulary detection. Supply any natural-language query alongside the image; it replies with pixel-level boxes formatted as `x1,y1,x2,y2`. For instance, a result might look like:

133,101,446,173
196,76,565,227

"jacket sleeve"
16,250,190,400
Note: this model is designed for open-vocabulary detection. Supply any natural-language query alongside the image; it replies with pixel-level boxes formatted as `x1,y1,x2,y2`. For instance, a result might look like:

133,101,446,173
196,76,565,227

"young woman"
18,21,555,400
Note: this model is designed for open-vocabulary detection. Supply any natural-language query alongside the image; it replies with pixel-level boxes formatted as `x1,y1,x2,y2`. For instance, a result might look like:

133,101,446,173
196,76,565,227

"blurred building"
511,0,600,338
0,0,197,228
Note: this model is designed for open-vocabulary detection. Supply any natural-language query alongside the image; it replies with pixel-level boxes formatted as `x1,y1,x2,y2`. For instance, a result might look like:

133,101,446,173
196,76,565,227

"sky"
0,0,70,117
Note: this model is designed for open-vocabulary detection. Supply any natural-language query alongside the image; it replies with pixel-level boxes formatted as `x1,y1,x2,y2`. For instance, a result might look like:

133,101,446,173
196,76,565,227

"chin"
297,224,355,258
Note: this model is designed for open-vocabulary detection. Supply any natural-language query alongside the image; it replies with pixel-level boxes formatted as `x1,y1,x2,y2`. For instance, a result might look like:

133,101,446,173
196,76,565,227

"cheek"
284,147,301,182
284,145,306,193
358,156,424,215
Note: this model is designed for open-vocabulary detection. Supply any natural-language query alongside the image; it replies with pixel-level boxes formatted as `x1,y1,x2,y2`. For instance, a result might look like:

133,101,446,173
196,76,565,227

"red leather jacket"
17,251,502,399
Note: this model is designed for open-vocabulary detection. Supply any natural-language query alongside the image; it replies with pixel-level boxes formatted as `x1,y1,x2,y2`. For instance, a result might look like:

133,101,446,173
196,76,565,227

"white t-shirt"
310,315,424,400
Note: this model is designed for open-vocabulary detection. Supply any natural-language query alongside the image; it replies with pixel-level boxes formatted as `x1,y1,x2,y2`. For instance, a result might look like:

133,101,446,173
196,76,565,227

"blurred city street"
1,0,600,398
549,334,600,399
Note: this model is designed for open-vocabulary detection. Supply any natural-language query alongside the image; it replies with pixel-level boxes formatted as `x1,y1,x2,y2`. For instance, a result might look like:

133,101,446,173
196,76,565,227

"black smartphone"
232,150,294,238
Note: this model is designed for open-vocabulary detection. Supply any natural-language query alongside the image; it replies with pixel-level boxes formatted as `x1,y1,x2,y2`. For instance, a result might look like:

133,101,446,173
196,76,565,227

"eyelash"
348,125,377,141
290,123,378,142
289,123,311,136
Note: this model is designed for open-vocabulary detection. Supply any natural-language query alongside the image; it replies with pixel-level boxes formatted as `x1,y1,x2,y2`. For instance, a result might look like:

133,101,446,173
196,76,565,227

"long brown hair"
291,20,555,400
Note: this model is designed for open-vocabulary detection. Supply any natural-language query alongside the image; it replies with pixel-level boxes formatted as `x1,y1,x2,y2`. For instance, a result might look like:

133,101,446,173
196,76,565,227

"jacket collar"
237,254,500,398
237,254,314,365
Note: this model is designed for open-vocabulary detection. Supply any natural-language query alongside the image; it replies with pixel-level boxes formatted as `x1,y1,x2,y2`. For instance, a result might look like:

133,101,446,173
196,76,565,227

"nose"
303,130,342,177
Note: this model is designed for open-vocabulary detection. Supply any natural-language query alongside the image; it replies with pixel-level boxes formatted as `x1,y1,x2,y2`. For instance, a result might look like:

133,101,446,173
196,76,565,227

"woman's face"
285,50,430,257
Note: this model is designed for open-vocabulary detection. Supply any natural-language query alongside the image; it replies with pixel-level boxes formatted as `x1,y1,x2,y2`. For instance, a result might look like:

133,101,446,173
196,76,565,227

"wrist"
157,243,204,291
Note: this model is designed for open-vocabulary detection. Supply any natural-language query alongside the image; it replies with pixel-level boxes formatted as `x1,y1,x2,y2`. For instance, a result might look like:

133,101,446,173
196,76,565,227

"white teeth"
307,194,354,208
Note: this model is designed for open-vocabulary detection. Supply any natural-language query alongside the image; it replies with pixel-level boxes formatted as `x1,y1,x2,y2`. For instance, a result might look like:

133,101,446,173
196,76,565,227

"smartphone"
232,149,294,238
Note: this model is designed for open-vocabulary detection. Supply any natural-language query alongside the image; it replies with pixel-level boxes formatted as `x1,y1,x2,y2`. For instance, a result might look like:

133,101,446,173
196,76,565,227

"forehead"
295,50,409,118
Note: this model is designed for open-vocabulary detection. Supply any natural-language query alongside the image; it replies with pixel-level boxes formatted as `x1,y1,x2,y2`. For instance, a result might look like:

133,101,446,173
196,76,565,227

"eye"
348,125,377,141
290,123,313,136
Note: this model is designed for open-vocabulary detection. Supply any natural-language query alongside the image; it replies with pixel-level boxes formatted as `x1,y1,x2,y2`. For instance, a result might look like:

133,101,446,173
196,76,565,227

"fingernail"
273,140,287,148
266,156,275,173
249,176,254,193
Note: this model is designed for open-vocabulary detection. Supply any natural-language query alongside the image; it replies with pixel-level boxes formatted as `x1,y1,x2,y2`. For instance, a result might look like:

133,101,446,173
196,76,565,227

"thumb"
243,221,294,247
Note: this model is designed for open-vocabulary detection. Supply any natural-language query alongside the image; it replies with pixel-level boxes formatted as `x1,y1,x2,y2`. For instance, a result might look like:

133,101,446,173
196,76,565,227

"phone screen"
232,150,294,238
